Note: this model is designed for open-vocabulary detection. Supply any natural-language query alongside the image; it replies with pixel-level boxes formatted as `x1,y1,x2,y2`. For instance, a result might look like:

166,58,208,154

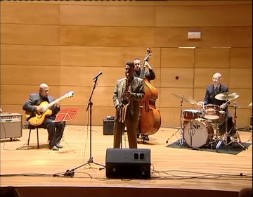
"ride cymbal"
215,92,239,101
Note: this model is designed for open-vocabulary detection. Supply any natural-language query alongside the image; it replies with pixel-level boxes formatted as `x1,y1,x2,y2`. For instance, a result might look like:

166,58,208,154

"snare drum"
203,104,220,120
183,120,214,148
183,109,200,120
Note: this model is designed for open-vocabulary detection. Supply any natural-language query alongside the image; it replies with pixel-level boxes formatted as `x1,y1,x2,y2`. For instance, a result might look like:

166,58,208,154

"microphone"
93,71,102,80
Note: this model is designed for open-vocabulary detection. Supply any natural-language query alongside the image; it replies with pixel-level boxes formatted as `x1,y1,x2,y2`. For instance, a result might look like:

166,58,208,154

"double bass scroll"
139,48,161,135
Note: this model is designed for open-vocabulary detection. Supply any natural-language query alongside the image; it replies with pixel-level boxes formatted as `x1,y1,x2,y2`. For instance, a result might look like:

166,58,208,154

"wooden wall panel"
194,88,207,103
1,24,59,45
1,2,59,24
59,66,123,87
60,5,155,26
194,68,229,88
161,68,194,88
155,27,252,48
60,46,157,67
1,45,60,66
160,48,194,68
229,69,252,89
1,65,61,86
230,48,252,68
195,48,230,68
155,4,251,27
60,26,155,47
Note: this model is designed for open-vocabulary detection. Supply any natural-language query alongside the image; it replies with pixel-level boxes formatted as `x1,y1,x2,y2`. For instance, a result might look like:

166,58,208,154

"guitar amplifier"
0,113,22,140
103,116,115,135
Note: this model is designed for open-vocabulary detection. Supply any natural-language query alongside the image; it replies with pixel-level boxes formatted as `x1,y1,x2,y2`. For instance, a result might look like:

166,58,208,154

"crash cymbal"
215,92,239,101
172,93,195,104
187,97,198,105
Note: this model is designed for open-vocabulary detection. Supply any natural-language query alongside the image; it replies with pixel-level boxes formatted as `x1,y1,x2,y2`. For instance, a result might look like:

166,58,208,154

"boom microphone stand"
62,72,104,177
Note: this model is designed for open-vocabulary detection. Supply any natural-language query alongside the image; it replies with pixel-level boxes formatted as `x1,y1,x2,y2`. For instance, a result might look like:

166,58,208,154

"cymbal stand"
216,100,230,150
166,97,184,146
227,102,246,150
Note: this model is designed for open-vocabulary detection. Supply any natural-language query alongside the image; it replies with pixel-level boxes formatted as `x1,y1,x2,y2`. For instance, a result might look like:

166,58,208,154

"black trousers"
218,115,235,135
41,118,65,148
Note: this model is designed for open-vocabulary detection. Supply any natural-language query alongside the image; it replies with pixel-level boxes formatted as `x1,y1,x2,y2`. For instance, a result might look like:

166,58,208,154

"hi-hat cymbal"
215,92,239,101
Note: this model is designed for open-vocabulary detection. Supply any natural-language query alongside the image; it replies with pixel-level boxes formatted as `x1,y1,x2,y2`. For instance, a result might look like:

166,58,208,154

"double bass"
139,48,161,135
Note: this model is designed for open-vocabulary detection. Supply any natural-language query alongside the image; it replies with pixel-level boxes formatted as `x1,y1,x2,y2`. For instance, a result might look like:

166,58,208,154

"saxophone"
119,77,130,123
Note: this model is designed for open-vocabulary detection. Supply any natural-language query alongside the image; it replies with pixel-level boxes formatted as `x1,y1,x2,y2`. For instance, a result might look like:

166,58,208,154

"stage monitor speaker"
105,148,151,179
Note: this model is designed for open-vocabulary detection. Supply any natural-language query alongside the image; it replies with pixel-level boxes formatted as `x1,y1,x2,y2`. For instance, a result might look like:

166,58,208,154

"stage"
0,125,252,197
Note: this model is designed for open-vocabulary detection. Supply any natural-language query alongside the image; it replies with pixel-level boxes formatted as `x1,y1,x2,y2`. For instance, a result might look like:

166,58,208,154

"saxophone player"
112,61,145,148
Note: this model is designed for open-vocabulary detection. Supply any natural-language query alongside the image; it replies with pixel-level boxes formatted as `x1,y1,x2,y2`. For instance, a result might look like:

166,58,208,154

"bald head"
39,83,48,89
212,72,222,86
213,73,222,79
39,83,49,98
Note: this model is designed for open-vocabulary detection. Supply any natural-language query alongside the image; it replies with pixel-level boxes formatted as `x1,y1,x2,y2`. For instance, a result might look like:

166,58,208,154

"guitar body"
26,101,52,126
24,91,74,126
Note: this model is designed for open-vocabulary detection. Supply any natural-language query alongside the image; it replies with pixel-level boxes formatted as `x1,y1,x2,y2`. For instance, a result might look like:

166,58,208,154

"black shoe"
142,135,149,141
51,146,59,151
56,144,63,148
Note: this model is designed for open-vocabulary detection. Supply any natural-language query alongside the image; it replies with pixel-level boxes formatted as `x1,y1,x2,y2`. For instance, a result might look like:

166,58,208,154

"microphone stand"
62,76,104,178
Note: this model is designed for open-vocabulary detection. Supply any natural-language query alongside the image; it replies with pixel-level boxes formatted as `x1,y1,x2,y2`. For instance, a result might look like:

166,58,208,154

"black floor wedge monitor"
105,148,151,179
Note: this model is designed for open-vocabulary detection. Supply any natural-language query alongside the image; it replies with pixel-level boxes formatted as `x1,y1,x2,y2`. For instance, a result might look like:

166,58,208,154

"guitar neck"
46,95,68,109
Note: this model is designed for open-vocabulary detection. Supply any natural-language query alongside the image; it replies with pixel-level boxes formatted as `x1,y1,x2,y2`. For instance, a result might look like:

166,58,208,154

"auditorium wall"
0,0,252,128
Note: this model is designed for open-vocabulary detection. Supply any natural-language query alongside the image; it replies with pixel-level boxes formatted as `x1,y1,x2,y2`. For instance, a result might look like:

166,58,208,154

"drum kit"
167,92,246,150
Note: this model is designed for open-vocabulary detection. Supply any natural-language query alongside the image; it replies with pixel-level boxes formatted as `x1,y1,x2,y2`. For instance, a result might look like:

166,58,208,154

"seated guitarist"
23,83,65,151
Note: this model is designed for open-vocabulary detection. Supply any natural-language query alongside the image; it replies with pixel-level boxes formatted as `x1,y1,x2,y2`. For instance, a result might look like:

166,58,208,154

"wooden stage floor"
0,125,252,197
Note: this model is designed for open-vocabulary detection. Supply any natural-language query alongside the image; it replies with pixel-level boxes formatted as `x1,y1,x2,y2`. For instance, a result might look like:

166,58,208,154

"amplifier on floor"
0,113,22,140
103,116,114,135
105,148,151,179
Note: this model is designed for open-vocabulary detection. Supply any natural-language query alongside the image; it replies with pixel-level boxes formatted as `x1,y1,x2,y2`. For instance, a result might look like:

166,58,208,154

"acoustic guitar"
26,91,75,126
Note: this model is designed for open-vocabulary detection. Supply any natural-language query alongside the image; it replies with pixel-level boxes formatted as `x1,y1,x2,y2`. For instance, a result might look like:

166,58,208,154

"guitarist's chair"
27,124,47,149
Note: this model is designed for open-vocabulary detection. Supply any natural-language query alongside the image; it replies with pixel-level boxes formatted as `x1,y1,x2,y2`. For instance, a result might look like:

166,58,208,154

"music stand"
53,108,78,123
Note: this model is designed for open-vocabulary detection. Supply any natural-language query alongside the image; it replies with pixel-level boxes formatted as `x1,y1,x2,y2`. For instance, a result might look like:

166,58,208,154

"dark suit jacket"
134,68,155,81
23,93,60,119
113,76,144,118
203,84,229,106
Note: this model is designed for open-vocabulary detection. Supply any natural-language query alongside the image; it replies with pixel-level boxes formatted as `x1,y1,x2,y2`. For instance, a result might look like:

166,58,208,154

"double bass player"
133,49,161,141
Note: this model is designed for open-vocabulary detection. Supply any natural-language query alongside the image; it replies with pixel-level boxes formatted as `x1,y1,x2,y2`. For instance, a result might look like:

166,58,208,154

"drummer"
198,72,236,138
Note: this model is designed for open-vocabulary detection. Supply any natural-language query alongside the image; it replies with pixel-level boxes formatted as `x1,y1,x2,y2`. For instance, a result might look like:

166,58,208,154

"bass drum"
183,120,214,148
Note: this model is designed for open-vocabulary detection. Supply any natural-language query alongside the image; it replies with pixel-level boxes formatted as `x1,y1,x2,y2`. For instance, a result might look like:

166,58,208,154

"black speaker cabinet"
103,117,114,135
0,113,22,140
105,148,151,179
